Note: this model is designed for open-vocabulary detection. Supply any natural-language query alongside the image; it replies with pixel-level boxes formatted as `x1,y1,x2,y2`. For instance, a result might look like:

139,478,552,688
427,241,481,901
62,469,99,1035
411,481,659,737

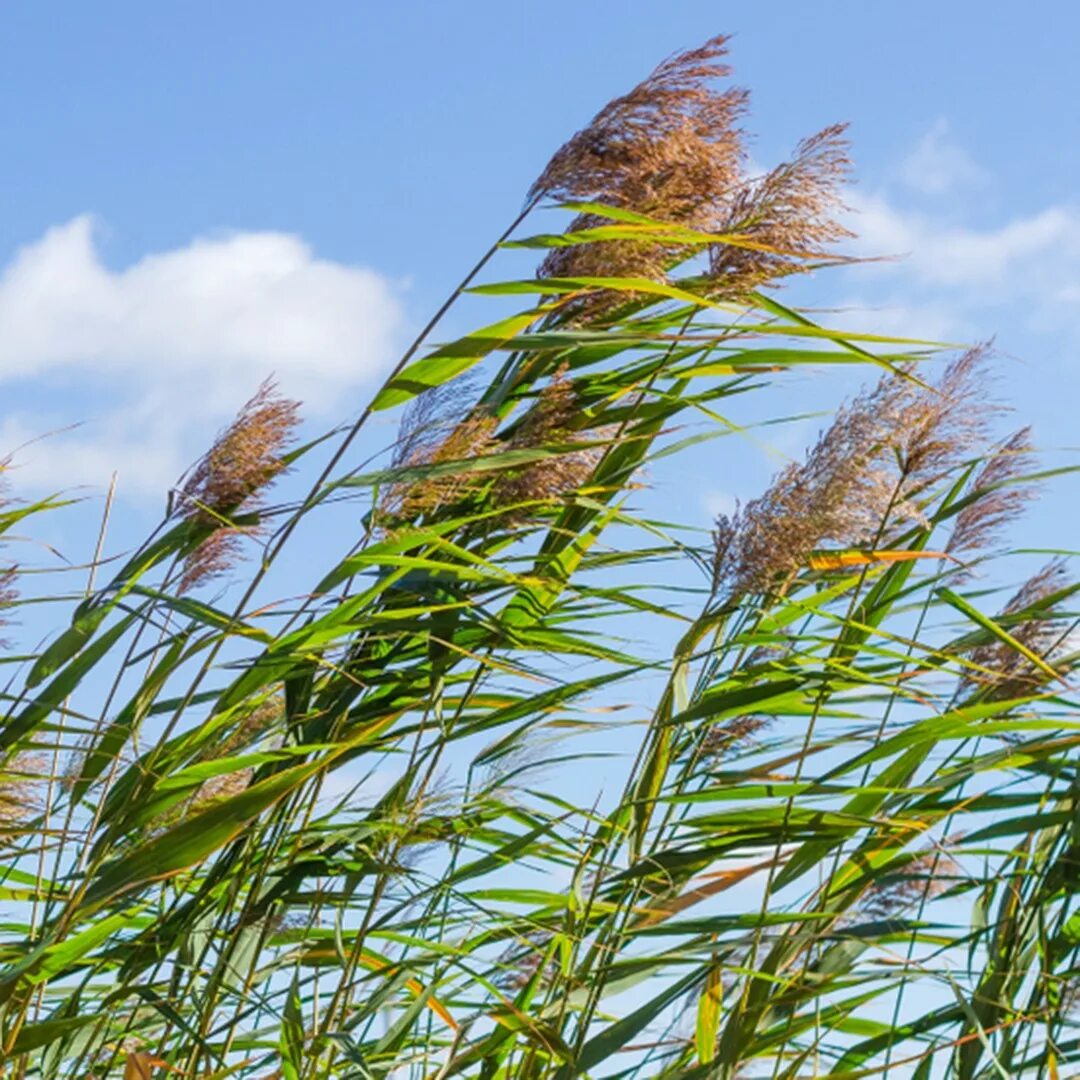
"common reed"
492,366,609,519
948,426,1037,557
172,380,300,593
0,753,46,846
713,348,993,596
0,32,1074,1080
707,123,852,298
856,843,961,922
376,382,499,527
964,559,1074,701
379,367,608,530
532,36,852,319
533,36,747,316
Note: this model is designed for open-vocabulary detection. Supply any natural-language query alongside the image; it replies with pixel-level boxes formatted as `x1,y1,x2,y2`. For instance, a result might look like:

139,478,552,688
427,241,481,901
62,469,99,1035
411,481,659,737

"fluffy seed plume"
948,427,1037,558
532,36,749,315
496,929,559,991
857,842,961,921
0,460,17,646
531,36,853,318
492,367,609,519
0,752,46,845
0,567,15,647
700,713,772,762
531,34,746,212
379,369,609,531
713,349,993,596
708,124,852,297
172,380,300,593
376,380,499,528
963,560,1075,701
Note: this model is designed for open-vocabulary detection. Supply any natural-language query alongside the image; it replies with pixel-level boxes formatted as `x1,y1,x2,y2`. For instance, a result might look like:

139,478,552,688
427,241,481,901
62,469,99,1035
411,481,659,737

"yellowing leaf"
808,549,954,572
356,953,457,1030
125,1053,182,1079
695,964,723,1065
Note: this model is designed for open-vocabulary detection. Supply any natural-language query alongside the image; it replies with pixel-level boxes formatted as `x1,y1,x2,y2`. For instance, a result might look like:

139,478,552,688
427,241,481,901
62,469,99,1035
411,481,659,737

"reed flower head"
172,379,300,593
0,567,16,647
496,929,558,991
532,36,749,315
857,842,960,921
492,367,609,518
0,460,17,646
189,767,254,812
713,349,995,596
708,124,852,298
215,696,284,759
532,36,854,319
700,713,772,762
0,752,46,845
380,369,610,531
964,559,1075,701
376,381,500,528
531,34,745,213
948,427,1037,558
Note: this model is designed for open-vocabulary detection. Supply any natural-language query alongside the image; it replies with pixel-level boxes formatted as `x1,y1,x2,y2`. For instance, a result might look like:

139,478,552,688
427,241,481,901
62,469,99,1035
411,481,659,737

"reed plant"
0,34,1076,1080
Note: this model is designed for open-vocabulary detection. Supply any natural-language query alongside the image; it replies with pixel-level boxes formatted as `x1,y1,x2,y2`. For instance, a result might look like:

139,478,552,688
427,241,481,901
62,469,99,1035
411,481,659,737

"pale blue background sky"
0,2,1077,573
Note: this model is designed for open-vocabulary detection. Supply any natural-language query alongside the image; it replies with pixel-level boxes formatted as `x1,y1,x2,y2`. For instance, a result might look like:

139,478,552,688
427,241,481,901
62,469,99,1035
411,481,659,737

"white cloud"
0,217,405,494
834,186,1080,352
900,118,987,196
848,193,1080,290
826,120,1080,345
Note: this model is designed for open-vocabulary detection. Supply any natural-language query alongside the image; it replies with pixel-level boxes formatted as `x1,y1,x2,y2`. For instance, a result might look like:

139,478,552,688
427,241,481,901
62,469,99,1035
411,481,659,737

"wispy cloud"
0,217,405,495
899,118,987,197
828,121,1080,347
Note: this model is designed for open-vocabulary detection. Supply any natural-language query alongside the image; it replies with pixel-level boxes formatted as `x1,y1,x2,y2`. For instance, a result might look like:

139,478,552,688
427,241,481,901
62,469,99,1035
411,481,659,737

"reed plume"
707,124,852,298
172,380,300,593
531,34,746,214
0,753,46,847
713,348,994,596
532,36,748,315
376,381,499,527
492,366,609,519
948,427,1037,557
963,559,1075,701
700,713,772,762
856,843,960,921
532,35,852,318
380,368,610,530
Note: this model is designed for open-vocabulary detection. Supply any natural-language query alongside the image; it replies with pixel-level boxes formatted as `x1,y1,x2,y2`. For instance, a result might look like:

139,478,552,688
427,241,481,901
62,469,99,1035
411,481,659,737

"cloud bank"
0,218,404,494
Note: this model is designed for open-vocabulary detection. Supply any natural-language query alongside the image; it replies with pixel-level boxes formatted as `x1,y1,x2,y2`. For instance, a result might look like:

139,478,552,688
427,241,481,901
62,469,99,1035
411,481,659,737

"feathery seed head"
532,36,751,316
713,349,995,597
531,35,745,210
173,379,300,593
0,752,46,841
948,427,1037,558
533,37,854,318
700,714,772,762
708,124,853,298
857,843,960,921
964,560,1074,701
492,367,608,518
376,382,500,527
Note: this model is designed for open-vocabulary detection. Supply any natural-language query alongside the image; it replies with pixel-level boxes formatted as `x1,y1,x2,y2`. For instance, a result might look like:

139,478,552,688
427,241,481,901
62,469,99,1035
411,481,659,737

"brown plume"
173,380,300,593
713,349,994,596
963,560,1075,701
948,427,1038,558
532,36,851,318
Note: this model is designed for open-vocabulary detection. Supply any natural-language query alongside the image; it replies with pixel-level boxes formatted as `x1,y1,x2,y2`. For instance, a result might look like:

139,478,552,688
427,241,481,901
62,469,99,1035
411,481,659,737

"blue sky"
1,2,1077,571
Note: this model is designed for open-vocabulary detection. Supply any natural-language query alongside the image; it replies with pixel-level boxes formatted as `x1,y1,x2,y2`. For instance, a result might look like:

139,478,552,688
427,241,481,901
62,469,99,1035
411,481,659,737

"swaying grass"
1,33,1077,1080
